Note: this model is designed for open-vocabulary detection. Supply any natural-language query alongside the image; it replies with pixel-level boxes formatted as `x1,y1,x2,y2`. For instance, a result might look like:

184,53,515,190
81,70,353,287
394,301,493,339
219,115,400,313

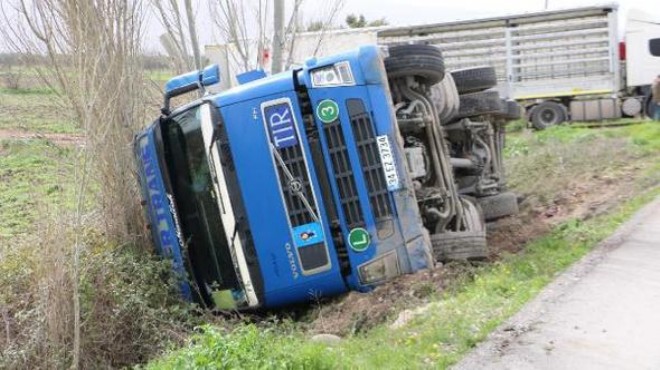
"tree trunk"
271,0,285,73
184,0,201,70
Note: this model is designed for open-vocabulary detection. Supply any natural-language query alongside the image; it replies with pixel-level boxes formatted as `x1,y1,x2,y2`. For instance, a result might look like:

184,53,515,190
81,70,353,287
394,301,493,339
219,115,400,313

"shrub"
0,226,198,369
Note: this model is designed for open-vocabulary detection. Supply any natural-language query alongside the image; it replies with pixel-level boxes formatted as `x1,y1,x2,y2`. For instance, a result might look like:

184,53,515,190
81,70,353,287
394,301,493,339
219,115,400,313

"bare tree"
209,0,261,72
151,0,201,73
184,0,201,70
1,1,149,367
301,0,344,61
271,0,285,73
2,63,24,90
209,0,342,74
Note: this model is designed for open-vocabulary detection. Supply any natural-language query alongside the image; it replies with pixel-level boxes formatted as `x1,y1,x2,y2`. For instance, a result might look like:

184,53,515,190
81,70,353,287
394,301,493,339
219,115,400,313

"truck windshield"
162,105,241,307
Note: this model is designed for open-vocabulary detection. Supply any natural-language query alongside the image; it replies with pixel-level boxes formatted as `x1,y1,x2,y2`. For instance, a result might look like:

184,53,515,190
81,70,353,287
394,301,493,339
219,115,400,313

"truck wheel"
450,66,497,94
461,196,486,232
431,73,460,124
385,44,445,85
529,101,567,130
493,99,508,118
504,100,522,120
621,97,642,117
478,191,519,221
455,90,503,119
431,231,488,262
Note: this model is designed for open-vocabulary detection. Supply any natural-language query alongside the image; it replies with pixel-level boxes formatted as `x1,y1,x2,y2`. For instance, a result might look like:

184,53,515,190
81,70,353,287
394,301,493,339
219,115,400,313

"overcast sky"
138,0,660,54
3,0,657,53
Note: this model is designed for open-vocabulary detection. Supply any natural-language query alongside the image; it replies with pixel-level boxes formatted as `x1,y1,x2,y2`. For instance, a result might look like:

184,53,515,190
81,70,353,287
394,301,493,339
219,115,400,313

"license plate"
263,101,298,149
376,135,400,191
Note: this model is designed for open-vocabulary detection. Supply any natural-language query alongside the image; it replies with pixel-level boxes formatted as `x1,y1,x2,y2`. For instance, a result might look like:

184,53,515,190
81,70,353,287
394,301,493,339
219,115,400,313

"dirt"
305,266,456,336
0,128,84,146
0,113,645,339
305,164,644,337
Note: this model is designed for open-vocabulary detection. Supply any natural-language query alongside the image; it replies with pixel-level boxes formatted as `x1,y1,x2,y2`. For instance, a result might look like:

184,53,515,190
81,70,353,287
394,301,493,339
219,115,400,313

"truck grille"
323,120,364,228
275,145,317,227
347,99,393,224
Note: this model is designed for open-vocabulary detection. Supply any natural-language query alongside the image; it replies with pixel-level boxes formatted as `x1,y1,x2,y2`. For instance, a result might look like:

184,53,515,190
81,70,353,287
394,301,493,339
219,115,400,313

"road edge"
452,195,660,369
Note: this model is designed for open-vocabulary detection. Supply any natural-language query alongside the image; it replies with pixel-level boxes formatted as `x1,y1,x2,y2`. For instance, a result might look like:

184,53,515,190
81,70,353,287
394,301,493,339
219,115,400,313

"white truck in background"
207,4,660,128
377,4,660,128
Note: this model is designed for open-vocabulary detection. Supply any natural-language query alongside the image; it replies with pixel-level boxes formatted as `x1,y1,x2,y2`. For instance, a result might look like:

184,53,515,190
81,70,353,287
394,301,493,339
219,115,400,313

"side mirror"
162,64,221,115
200,64,220,86
236,69,267,85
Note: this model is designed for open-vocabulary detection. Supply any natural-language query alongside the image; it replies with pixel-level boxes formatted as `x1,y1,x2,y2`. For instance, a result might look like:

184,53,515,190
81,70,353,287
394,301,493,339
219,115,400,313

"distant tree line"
307,13,389,32
0,52,172,71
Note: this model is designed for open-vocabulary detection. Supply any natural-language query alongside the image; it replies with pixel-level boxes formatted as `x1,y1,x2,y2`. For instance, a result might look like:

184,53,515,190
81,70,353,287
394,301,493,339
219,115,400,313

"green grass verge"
0,139,76,241
506,120,660,152
0,88,79,134
504,122,660,202
147,186,660,369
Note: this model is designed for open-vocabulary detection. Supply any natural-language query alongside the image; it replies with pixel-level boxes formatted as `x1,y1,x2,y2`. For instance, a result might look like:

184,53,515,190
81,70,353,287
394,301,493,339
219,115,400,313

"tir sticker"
263,101,298,149
316,99,339,123
348,227,370,252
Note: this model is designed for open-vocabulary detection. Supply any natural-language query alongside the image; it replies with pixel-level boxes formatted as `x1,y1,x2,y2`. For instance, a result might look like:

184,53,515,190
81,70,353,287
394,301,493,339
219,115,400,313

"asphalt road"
454,196,660,370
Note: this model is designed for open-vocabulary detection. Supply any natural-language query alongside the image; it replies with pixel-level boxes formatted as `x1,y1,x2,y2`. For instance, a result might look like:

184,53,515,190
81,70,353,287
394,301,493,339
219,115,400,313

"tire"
478,191,519,221
644,92,657,119
529,101,567,130
450,66,497,94
455,90,503,119
430,84,450,122
504,100,522,120
430,231,488,262
385,44,445,85
621,97,642,117
492,99,509,118
443,73,460,123
431,73,460,124
460,196,486,232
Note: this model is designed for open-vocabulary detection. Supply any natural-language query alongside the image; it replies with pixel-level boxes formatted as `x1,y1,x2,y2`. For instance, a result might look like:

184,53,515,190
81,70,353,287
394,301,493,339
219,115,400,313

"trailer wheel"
478,191,519,221
384,44,445,85
431,231,488,262
450,66,497,94
530,101,567,130
644,92,657,119
455,90,503,119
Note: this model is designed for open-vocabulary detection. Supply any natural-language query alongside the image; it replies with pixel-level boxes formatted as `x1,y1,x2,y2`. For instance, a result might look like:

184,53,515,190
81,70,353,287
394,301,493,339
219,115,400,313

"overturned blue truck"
134,44,519,310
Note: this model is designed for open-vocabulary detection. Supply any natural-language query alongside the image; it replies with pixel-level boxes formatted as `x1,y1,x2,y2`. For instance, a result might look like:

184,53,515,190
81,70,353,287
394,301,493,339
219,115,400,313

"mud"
305,163,644,336
0,128,84,146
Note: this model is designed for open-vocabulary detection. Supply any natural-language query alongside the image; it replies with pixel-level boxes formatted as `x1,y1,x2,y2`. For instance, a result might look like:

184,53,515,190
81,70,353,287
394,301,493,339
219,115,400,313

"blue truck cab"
134,45,434,310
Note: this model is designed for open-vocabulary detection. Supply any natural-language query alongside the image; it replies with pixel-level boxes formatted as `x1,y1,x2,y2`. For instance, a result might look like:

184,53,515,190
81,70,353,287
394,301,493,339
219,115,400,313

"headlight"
358,251,400,285
310,61,355,88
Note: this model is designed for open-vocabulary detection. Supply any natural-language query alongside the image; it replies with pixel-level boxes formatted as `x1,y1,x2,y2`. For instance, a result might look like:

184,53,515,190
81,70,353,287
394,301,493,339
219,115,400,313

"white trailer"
377,4,660,127
207,4,660,127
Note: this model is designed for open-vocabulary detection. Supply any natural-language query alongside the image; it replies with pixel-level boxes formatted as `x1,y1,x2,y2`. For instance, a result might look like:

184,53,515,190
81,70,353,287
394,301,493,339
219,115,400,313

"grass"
149,120,660,368
146,69,174,83
0,139,77,241
148,187,660,369
0,79,196,368
504,121,660,202
1,94,658,369
0,87,79,134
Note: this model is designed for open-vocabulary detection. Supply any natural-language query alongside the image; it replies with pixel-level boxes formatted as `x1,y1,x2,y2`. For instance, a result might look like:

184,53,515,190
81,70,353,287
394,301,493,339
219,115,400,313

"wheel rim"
539,108,557,125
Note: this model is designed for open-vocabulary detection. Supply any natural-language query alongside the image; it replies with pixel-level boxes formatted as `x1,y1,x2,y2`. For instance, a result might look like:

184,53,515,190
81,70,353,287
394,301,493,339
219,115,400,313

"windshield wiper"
269,144,319,223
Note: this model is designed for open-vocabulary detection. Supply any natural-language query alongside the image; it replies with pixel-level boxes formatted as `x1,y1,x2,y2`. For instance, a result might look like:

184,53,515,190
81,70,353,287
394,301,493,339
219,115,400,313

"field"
1,84,659,368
